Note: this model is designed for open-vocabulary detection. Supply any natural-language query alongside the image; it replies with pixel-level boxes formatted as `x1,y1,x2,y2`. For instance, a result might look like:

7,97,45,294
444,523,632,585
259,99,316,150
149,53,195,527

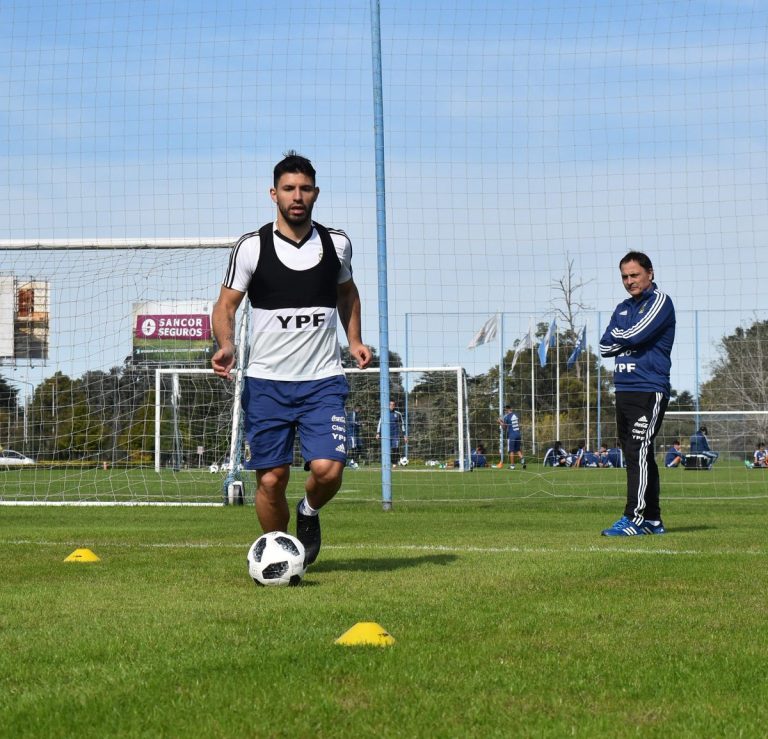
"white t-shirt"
224,222,353,381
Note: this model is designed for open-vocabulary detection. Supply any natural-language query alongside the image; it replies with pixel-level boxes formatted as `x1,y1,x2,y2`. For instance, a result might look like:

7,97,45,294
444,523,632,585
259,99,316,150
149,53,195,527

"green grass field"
2,466,767,737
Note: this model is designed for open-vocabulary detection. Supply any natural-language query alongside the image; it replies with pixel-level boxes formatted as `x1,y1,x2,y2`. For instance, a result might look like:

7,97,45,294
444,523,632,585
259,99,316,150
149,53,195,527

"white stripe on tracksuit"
632,392,664,524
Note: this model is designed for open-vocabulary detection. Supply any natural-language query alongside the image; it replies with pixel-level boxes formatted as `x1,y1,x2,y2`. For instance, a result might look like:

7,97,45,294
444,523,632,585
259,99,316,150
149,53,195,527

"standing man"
599,251,676,536
211,151,371,566
498,406,526,469
376,400,407,462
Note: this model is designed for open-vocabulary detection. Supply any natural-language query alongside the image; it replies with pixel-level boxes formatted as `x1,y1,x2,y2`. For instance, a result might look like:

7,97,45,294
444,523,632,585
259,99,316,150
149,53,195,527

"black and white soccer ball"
398,456,409,467
247,531,306,587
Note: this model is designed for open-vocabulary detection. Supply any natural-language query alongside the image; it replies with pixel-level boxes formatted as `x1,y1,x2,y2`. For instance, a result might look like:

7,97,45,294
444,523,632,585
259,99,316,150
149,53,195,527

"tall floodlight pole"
370,0,392,510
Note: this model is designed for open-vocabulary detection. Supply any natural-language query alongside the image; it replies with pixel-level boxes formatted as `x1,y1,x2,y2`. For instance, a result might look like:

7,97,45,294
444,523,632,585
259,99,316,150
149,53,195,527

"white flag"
508,331,532,373
467,314,499,349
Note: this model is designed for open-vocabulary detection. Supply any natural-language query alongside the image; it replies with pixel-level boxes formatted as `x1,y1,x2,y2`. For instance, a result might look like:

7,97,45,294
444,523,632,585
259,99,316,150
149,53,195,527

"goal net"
0,349,471,505
2,2,766,509
0,243,474,506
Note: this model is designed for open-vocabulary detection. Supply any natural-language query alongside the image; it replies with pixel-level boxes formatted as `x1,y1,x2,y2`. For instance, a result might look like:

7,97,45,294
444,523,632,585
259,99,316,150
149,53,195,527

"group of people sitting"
543,441,624,468
664,426,719,468
473,426,742,470
746,441,768,469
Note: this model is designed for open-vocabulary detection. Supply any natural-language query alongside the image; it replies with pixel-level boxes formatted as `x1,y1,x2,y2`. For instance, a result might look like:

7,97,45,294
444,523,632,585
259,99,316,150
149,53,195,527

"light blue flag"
567,325,587,369
538,319,556,367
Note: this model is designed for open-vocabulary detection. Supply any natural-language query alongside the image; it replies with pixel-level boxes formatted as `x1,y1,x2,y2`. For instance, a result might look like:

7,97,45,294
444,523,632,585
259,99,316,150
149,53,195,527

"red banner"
135,314,211,341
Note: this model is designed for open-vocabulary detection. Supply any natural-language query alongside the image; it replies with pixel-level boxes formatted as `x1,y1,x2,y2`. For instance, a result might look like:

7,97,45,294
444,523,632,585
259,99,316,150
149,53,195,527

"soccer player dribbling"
599,251,676,536
211,151,371,566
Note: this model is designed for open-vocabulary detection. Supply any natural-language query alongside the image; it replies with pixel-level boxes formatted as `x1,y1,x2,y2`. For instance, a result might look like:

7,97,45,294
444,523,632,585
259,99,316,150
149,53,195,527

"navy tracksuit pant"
615,391,669,523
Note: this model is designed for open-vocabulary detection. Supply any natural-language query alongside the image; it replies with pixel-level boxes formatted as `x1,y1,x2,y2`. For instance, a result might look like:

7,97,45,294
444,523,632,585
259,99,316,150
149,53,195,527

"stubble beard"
278,202,313,230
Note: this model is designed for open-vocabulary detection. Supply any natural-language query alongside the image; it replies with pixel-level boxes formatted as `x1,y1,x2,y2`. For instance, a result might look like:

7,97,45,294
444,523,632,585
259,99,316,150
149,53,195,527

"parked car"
0,449,35,467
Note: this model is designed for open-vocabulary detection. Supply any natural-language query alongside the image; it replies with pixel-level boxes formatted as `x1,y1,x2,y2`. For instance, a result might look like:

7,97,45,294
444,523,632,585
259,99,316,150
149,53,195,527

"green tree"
0,374,22,450
0,375,19,413
408,370,459,459
699,319,768,450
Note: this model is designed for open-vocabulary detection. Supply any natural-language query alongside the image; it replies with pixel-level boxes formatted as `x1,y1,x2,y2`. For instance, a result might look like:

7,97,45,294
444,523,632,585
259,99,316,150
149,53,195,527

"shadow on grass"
667,525,717,533
311,553,458,574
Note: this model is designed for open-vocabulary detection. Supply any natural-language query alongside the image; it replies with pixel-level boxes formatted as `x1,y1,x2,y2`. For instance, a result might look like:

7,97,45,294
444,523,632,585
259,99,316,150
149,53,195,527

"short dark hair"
273,150,316,187
619,251,653,272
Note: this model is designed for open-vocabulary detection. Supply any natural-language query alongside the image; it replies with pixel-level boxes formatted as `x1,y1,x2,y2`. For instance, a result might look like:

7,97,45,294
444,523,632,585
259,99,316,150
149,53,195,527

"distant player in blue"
376,401,407,456
346,407,363,463
571,441,586,468
582,450,601,467
605,445,624,469
499,406,526,469
543,441,568,467
664,440,683,468
690,426,718,466
471,444,488,469
753,442,767,468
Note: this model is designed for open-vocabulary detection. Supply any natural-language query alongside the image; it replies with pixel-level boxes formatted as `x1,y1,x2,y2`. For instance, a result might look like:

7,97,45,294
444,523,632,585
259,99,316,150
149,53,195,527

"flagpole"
529,316,536,455
498,311,504,465
586,335,591,449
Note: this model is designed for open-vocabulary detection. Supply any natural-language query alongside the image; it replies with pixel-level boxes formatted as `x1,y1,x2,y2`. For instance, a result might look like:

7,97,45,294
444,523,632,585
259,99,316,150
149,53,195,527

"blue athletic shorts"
241,375,349,470
506,434,522,453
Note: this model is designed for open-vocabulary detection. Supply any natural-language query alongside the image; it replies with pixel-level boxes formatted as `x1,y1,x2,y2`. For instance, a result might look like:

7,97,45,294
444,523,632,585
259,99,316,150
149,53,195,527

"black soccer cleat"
296,500,321,566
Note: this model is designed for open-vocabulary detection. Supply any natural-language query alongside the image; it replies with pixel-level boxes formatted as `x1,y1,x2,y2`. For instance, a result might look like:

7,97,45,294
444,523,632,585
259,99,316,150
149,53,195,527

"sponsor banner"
132,301,213,364
135,314,211,341
0,278,50,362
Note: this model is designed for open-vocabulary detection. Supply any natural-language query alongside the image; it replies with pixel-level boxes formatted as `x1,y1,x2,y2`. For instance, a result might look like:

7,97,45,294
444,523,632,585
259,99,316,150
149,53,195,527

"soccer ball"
398,456,409,467
247,532,306,587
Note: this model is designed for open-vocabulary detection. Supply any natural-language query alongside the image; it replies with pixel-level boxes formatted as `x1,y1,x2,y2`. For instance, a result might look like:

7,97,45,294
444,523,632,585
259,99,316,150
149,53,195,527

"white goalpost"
148,364,472,506
344,366,472,472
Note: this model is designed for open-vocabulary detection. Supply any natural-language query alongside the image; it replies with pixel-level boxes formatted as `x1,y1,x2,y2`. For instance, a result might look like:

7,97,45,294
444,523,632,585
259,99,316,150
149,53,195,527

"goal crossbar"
0,239,234,251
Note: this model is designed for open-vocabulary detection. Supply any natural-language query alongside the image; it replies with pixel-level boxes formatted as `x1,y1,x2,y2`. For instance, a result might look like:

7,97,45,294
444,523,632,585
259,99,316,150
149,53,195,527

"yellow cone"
64,548,101,563
335,622,395,647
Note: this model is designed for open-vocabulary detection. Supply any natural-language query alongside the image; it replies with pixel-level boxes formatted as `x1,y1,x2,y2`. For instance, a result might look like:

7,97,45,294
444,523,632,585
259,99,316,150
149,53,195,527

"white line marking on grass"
2,539,764,556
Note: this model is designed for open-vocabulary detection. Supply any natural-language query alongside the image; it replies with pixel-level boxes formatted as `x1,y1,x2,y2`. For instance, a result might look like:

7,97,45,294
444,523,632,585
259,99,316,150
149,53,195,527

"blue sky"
1,0,767,396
